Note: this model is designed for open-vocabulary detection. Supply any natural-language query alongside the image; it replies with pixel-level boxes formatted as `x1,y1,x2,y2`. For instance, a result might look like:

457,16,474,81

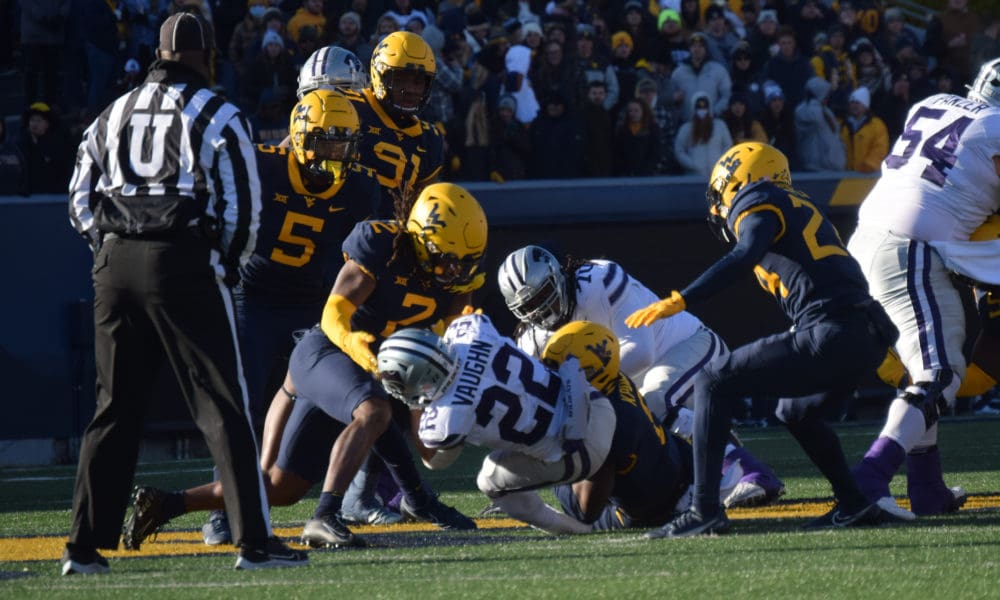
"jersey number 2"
476,344,561,445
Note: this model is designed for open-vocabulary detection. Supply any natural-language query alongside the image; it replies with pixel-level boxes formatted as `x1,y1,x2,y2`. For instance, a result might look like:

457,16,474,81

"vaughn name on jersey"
419,314,592,463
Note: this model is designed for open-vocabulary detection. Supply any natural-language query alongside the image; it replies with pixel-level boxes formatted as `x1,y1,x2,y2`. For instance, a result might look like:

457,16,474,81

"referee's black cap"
159,12,215,53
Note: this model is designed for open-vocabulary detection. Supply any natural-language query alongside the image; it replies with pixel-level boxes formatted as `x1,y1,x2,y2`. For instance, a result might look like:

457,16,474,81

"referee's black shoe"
235,537,309,570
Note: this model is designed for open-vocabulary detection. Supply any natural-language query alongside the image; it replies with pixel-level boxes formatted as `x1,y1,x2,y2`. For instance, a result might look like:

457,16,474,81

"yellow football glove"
625,290,686,328
321,294,377,373
461,305,483,316
875,347,908,389
430,318,448,336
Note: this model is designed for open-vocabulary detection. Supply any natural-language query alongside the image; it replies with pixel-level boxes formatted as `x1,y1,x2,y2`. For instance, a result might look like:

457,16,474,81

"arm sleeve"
678,209,780,306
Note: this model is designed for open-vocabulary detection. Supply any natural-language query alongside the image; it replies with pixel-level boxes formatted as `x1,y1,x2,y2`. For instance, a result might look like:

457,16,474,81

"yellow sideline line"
5,496,1000,564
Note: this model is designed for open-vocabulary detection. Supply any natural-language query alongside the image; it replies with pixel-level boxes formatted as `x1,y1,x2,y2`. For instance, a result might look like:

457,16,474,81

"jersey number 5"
271,211,324,267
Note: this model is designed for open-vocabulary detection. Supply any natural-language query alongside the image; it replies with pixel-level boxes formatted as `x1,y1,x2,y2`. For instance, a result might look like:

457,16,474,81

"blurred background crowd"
0,0,998,196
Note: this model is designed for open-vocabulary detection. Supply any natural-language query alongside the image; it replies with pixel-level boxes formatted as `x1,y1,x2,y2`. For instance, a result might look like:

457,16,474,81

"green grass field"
3,418,1000,599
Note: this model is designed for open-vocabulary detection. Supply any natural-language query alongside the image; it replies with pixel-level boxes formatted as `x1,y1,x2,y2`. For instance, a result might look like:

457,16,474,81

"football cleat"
802,502,885,530
340,505,404,526
234,536,309,570
400,495,477,530
300,514,367,548
876,496,916,521
202,510,233,546
646,509,731,539
122,486,171,550
60,546,110,576
723,480,787,509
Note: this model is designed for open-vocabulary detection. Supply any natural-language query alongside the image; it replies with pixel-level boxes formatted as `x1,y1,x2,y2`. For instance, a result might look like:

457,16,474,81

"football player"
297,45,368,98
122,183,483,550
497,245,785,509
376,314,616,535
627,142,901,537
847,57,1000,517
541,321,745,531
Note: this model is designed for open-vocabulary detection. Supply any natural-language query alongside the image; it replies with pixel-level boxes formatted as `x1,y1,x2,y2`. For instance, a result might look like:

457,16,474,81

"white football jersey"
858,94,1000,241
515,260,703,378
419,314,571,462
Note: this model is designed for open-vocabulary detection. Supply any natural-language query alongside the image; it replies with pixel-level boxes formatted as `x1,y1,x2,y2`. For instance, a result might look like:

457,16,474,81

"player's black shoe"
300,514,367,548
645,508,731,539
803,502,885,530
400,495,477,530
122,486,171,550
235,536,309,570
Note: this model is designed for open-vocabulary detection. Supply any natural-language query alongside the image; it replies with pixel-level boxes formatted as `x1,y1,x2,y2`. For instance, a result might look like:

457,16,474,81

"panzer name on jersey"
419,314,570,463
342,88,444,214
342,219,460,341
239,144,380,302
728,181,871,327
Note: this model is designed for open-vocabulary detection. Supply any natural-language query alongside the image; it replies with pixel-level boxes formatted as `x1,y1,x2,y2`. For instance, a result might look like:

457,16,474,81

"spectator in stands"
610,31,640,111
529,87,583,179
287,0,325,43
405,13,427,35
335,12,373,68
926,0,979,84
488,94,532,182
762,26,815,109
971,15,1000,70
759,81,799,169
723,92,767,144
702,4,740,65
422,25,463,130
0,119,26,196
242,30,297,113
930,65,961,95
384,0,420,30
875,7,921,65
249,86,291,145
522,21,545,59
794,76,845,171
878,69,912,139
502,44,540,125
371,12,400,44
531,40,584,110
653,9,690,67
834,0,867,48
581,81,615,177
613,96,661,176
292,25,321,69
811,23,857,118
228,1,269,87
464,10,491,56
79,0,126,115
729,41,766,118
851,37,891,112
673,92,732,176
747,9,781,68
21,1,70,109
17,102,74,195
110,58,144,98
838,86,888,174
622,0,659,63
679,0,702,32
460,92,490,180
790,0,834,57
576,24,619,111
635,77,680,174
671,32,732,121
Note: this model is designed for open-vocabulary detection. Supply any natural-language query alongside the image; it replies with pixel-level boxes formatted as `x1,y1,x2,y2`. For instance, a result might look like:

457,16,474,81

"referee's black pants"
68,234,271,549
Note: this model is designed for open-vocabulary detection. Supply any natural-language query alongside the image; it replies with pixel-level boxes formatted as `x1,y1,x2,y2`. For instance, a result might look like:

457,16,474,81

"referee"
64,13,306,573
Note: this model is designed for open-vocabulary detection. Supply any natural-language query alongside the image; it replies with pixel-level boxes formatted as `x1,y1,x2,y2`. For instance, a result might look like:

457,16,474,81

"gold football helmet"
406,183,487,285
541,321,620,394
970,214,1000,242
289,89,361,184
370,31,436,115
707,142,791,219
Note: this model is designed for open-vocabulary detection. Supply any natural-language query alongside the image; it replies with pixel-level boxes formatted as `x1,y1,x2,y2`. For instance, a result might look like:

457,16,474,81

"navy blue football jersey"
239,144,380,304
342,88,444,217
727,181,872,326
342,219,460,341
604,374,688,524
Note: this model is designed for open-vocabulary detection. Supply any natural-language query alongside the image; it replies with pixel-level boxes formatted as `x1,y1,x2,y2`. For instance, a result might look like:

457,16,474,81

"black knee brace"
902,370,954,429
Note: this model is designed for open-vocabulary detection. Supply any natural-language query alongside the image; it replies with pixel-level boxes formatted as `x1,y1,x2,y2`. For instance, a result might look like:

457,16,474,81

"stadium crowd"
2,0,999,196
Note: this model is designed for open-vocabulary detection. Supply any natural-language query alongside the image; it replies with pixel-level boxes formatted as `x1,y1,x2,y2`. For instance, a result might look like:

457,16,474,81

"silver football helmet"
377,328,458,409
297,46,367,99
497,245,569,330
967,57,1000,107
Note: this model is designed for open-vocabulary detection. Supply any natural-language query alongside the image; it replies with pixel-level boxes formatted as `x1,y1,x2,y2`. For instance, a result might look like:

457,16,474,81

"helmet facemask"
967,58,1000,108
290,90,362,186
301,127,360,184
498,246,569,330
377,329,459,409
418,236,484,286
370,31,437,117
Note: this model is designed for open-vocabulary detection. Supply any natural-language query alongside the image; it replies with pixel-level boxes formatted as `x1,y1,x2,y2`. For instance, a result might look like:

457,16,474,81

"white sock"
493,491,591,535
879,398,930,451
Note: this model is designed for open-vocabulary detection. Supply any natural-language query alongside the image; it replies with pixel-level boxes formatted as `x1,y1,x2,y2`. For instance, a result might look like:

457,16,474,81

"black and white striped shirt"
68,62,260,276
